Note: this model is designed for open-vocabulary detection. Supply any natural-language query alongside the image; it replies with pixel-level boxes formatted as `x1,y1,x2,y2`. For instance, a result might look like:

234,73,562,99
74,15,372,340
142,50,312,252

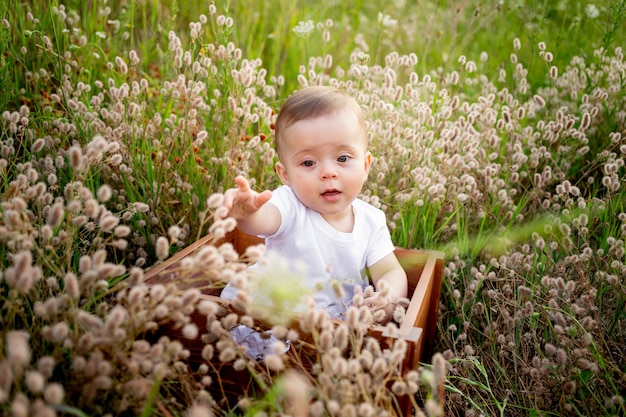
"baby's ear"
364,151,373,173
275,162,290,185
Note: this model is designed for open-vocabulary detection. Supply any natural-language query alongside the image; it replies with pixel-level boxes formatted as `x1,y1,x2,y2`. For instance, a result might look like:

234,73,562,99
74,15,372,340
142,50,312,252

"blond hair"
274,86,366,159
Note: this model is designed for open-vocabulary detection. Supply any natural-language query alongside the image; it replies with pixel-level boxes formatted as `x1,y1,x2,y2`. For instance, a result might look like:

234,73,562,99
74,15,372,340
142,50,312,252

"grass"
1,0,625,416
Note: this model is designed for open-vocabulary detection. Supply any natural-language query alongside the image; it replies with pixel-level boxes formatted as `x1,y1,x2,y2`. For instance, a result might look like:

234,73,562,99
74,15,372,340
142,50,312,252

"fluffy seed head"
156,236,169,260
68,146,84,170
43,382,65,405
97,185,112,202
25,371,45,394
264,353,284,372
50,322,69,343
37,357,56,378
64,272,80,299
206,193,224,208
182,323,199,339
47,202,65,228
6,330,31,366
218,347,236,363
99,213,120,232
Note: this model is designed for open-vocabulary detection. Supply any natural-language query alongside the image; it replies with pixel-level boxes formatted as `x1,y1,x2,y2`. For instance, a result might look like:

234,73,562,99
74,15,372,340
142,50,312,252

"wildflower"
97,185,112,202
43,382,65,405
10,395,28,416
278,370,310,415
218,347,236,362
32,138,45,152
378,12,398,28
6,330,31,366
99,213,120,232
25,371,45,394
68,145,85,171
38,357,56,378
77,310,103,331
549,65,558,79
202,344,214,361
187,404,214,417
221,313,238,330
330,279,345,299
66,200,81,214
465,61,477,72
264,353,284,371
206,193,224,208
331,357,348,376
113,225,131,238
327,399,341,415
182,323,199,339
580,112,591,130
391,380,408,396
197,299,219,317
425,398,444,416
245,252,311,326
293,20,315,38
371,357,387,378
47,202,65,228
334,323,349,352
105,305,127,332
323,29,331,43
556,348,568,366
156,236,169,260
133,202,150,213
533,94,546,107
585,4,600,19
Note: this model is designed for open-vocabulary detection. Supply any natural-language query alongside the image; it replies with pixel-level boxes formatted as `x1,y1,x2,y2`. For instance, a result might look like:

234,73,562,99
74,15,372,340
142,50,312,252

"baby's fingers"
216,183,243,221
234,175,251,193
363,295,383,309
254,190,272,209
214,205,229,221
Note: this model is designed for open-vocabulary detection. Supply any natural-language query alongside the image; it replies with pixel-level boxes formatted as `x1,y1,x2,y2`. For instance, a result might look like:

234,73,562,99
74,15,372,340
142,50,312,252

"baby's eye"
337,155,351,163
302,160,315,167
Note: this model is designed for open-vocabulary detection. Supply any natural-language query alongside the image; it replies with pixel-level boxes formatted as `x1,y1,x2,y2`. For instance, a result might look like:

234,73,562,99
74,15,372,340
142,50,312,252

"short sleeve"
349,199,395,268
365,210,396,267
257,185,300,239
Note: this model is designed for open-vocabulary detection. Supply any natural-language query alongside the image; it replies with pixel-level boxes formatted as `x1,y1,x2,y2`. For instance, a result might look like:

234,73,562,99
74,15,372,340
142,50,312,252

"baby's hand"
217,176,272,221
364,293,396,324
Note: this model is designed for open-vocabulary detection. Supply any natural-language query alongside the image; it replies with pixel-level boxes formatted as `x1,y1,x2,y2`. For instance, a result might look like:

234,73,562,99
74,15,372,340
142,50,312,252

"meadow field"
0,0,625,416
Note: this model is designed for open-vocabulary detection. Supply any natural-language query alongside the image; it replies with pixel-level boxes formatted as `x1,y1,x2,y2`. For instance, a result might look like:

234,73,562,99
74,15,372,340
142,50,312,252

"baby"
219,86,407,322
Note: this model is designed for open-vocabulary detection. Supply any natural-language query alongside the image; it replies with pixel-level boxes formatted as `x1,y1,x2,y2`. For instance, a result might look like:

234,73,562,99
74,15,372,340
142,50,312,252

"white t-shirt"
223,185,395,317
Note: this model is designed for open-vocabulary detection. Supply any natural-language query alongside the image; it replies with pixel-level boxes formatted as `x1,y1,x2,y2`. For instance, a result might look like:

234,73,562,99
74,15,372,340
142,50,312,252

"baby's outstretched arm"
218,176,281,236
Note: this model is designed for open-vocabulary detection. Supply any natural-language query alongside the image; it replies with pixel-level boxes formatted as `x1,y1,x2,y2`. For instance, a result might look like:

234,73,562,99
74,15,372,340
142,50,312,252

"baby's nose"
320,162,338,179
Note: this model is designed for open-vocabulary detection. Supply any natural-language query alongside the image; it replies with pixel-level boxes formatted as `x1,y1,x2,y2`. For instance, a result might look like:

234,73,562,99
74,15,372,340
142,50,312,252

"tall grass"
1,0,625,416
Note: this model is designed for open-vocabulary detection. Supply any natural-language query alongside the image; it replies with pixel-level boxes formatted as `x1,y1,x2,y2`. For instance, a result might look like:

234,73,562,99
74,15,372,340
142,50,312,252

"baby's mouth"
321,189,341,196
321,189,342,201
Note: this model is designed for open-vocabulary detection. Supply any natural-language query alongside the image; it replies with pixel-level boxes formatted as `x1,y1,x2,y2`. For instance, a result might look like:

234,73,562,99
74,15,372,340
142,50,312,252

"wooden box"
144,228,444,415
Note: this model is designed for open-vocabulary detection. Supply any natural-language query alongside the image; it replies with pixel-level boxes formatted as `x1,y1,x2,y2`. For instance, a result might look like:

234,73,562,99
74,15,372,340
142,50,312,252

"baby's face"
275,108,372,227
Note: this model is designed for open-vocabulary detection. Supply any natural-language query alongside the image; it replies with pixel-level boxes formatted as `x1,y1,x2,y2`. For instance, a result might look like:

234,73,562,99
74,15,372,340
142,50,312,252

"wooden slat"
143,233,217,282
